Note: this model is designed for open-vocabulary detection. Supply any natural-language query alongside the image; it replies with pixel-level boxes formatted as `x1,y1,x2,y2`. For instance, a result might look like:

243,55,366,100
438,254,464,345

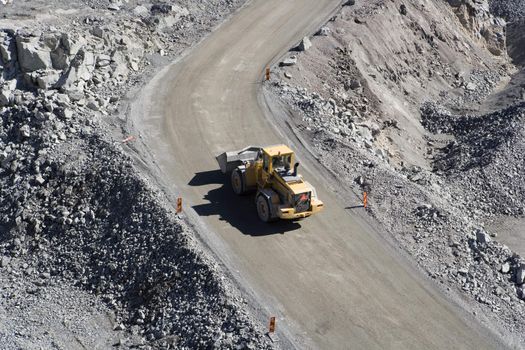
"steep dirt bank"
266,0,525,346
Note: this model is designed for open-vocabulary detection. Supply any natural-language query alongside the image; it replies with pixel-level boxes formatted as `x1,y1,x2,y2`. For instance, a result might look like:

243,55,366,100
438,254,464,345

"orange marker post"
363,191,368,208
265,67,271,81
269,316,276,333
176,197,183,214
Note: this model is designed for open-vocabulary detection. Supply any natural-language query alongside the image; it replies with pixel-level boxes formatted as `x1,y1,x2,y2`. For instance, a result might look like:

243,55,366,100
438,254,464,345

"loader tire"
256,195,276,222
231,169,244,195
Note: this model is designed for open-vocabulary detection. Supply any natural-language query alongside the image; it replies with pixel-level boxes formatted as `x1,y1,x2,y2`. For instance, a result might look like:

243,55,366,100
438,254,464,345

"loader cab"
260,145,295,185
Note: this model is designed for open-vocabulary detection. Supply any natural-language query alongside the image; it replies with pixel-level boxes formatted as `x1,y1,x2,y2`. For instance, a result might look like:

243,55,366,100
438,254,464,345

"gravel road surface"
129,0,506,348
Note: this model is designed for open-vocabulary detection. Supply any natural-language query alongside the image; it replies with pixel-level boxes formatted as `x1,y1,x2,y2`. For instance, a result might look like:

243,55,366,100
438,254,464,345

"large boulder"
297,36,312,51
15,34,53,72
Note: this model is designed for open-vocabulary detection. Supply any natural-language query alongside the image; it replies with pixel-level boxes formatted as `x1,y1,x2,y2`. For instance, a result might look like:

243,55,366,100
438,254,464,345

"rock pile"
489,0,525,22
0,59,271,350
0,1,273,348
422,101,525,218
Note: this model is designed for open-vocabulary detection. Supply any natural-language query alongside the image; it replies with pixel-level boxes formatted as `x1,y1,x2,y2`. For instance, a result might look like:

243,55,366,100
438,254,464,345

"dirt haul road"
130,0,504,348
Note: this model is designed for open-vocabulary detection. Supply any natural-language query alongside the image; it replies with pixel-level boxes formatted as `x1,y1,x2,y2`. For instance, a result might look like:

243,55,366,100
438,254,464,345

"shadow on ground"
189,170,301,236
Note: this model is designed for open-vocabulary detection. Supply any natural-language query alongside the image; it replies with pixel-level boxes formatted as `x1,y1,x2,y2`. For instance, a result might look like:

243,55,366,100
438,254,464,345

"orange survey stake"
176,197,182,213
363,191,368,208
269,316,276,333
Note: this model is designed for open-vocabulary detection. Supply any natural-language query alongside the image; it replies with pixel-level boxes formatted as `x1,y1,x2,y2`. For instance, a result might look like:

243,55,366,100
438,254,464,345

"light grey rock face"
15,35,52,72
297,36,312,51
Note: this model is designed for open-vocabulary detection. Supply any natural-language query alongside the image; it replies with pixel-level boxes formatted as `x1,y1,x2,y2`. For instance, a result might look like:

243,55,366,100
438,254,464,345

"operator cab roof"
263,144,293,157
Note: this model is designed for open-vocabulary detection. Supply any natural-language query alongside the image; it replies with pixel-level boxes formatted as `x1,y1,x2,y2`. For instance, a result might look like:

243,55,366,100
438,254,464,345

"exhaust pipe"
293,162,300,176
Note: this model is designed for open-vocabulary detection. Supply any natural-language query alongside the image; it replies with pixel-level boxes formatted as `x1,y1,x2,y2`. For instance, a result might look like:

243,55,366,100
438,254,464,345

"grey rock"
0,256,10,268
50,47,69,70
475,228,490,244
0,80,16,106
297,36,312,51
0,33,13,62
15,35,52,72
35,174,45,185
466,82,477,91
61,33,86,56
349,79,361,90
501,262,510,274
36,71,61,90
280,57,297,66
19,125,30,138
517,265,525,285
96,54,111,68
316,26,331,36
133,5,149,16
86,98,99,111
91,27,105,39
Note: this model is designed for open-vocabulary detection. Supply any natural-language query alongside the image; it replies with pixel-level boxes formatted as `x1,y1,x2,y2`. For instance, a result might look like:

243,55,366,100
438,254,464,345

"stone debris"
0,1,274,349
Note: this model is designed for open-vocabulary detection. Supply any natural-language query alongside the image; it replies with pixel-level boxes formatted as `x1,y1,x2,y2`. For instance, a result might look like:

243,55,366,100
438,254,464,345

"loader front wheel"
231,169,244,195
256,195,275,222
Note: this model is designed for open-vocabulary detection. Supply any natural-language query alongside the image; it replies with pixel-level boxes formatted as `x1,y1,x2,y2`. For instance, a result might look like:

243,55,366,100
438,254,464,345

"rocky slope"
266,0,525,346
0,1,274,349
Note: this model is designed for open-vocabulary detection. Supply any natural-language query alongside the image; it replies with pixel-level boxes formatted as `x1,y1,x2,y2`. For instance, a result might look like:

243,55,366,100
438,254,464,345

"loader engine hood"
288,181,313,195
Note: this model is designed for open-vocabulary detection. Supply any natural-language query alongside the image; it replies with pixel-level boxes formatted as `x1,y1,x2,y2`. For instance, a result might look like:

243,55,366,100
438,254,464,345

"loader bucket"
216,146,261,173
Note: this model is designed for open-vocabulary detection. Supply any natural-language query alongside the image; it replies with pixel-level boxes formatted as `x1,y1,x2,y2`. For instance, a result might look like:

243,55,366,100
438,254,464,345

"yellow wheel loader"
216,144,324,222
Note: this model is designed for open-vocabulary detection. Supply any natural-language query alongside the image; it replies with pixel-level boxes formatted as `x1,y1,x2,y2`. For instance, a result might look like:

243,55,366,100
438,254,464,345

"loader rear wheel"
231,169,244,195
256,195,276,222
